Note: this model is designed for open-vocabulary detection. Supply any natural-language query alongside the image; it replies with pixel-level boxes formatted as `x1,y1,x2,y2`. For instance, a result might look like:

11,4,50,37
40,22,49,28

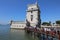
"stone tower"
26,1,41,28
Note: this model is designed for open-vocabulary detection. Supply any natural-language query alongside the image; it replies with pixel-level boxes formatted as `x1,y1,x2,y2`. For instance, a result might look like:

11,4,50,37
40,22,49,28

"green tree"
42,22,51,26
56,20,60,25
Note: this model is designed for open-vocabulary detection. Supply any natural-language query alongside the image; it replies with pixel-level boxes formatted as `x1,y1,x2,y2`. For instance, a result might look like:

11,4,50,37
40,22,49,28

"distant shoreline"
10,28,24,30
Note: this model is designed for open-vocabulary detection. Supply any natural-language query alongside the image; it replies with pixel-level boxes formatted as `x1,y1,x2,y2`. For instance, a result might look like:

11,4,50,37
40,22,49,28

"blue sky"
0,0,60,24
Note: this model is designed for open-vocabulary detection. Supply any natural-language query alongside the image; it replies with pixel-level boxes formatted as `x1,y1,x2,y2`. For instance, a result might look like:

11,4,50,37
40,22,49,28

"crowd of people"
25,26,60,40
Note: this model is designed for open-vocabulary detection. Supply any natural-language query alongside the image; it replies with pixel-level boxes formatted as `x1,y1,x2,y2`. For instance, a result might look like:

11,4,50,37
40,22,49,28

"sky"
0,0,60,24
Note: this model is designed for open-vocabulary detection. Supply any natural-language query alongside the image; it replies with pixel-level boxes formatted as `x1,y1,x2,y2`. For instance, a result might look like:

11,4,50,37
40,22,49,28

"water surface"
0,25,59,40
0,25,37,40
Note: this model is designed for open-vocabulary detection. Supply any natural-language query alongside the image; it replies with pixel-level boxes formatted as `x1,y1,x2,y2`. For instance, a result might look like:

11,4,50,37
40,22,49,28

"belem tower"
10,1,41,29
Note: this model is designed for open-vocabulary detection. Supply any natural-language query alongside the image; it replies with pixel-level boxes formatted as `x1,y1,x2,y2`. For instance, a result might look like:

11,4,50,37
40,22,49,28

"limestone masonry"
10,1,41,29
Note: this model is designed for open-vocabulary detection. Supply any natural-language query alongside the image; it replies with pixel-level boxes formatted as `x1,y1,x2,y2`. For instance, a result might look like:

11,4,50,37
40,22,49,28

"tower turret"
26,0,41,28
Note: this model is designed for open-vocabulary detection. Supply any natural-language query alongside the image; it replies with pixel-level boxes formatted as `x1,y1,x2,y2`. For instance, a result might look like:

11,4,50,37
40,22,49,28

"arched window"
31,15,33,21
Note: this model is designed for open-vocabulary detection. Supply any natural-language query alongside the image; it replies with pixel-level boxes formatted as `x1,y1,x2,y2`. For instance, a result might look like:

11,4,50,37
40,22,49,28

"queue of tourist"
25,26,60,40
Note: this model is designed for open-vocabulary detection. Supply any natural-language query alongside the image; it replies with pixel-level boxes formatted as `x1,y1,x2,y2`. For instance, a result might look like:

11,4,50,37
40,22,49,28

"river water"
0,25,59,40
0,25,38,40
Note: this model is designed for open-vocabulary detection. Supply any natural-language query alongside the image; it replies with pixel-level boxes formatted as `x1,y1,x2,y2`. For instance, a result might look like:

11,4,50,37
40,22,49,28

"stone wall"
10,21,26,29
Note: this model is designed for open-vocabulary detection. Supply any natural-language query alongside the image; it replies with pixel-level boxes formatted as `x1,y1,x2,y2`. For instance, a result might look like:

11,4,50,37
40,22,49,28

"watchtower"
26,1,41,28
